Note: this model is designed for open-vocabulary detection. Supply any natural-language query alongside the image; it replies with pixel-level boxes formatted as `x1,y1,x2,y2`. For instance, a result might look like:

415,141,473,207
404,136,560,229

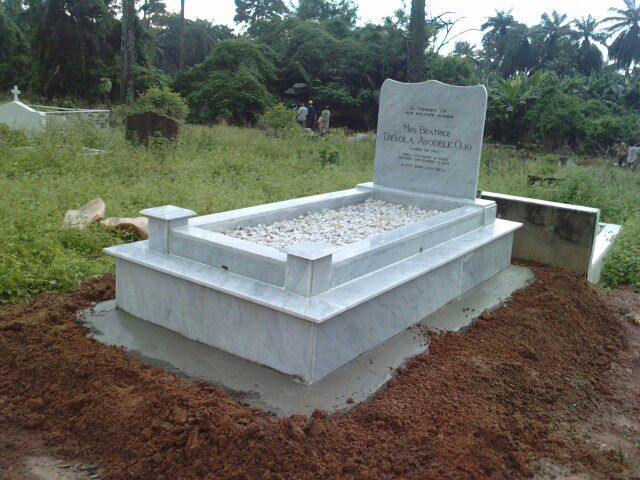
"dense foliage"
3,0,640,149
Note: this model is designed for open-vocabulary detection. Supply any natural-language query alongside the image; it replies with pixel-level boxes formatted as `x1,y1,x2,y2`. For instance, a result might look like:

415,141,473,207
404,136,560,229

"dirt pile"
1,266,638,479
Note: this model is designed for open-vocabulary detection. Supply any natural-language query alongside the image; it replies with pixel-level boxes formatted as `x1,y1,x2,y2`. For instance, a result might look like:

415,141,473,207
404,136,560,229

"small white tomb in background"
106,79,522,385
0,86,109,133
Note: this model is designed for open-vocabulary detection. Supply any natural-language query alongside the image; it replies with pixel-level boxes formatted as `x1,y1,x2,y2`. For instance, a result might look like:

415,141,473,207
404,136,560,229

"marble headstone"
627,146,640,166
374,79,488,200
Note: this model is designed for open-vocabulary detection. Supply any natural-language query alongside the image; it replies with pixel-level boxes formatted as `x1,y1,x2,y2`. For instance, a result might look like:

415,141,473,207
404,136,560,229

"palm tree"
536,11,573,63
574,16,606,74
481,10,516,69
602,0,640,75
574,15,605,48
453,41,475,58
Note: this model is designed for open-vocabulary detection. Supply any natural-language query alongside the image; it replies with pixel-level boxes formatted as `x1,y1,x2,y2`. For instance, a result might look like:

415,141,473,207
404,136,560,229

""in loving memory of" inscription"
374,80,488,199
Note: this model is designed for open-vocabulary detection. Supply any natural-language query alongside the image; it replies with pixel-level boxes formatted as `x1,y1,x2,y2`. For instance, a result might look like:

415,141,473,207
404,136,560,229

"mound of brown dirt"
1,266,639,479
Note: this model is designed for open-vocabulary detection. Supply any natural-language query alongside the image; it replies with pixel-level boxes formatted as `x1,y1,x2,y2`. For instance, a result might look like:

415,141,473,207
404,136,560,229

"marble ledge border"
105,219,521,324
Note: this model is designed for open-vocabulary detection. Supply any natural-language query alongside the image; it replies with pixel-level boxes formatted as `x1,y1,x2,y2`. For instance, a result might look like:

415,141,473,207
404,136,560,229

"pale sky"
164,0,619,51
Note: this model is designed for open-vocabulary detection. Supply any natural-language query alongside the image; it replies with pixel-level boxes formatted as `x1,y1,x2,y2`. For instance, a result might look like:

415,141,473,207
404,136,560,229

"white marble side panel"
461,233,513,291
116,259,316,382
171,229,286,286
313,260,462,382
332,206,480,262
331,210,483,286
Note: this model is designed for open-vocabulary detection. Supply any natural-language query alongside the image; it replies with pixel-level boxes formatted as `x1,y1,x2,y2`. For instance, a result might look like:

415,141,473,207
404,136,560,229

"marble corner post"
141,205,197,254
284,242,335,297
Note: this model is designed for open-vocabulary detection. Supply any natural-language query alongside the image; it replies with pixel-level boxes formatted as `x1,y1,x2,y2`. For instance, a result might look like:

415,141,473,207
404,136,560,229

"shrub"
430,54,478,86
258,104,300,137
524,91,586,149
601,220,640,289
173,39,277,125
138,86,188,120
582,113,640,152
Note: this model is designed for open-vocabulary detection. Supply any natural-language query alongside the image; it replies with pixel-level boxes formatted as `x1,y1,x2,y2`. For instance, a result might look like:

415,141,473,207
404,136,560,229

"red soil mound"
1,266,639,479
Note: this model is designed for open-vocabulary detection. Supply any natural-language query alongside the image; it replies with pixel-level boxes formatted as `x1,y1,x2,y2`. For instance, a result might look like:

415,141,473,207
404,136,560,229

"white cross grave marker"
11,86,20,102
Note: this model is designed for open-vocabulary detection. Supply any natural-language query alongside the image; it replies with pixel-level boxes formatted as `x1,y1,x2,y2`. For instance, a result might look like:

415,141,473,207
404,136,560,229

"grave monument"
0,86,109,132
125,111,179,145
106,80,522,384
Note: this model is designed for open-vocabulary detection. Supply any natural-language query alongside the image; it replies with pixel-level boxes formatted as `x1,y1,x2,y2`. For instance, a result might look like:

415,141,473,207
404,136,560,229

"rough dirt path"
1,266,639,479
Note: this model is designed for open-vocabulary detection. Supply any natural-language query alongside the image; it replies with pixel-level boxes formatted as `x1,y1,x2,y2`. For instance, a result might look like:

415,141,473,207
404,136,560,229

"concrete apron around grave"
103,79,523,386
81,266,534,416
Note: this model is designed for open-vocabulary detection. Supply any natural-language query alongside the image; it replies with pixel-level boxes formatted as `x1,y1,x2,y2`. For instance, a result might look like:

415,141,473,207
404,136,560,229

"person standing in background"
318,106,331,135
297,103,308,128
307,100,317,130
615,142,628,167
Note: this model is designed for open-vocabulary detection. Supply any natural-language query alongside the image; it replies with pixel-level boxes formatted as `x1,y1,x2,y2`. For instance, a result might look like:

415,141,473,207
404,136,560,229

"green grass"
1,124,638,305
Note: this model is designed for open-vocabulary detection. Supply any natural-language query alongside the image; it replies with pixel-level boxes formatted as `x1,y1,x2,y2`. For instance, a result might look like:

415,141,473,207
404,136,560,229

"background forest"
3,0,640,152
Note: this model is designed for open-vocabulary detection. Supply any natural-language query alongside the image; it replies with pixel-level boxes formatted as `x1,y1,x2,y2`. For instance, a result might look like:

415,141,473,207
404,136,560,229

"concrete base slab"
79,265,534,417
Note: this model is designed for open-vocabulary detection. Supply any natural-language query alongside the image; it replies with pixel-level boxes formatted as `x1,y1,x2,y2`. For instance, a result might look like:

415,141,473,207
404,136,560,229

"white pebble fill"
224,199,440,251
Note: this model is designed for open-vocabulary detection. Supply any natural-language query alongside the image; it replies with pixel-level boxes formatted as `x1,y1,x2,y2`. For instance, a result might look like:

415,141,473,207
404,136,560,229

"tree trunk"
179,0,185,72
121,0,135,105
407,0,426,82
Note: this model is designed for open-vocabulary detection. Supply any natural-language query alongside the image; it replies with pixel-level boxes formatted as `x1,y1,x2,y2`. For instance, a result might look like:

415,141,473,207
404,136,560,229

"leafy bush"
582,113,640,152
258,104,300,137
138,86,188,120
430,54,478,86
525,91,586,148
601,220,640,289
173,39,277,124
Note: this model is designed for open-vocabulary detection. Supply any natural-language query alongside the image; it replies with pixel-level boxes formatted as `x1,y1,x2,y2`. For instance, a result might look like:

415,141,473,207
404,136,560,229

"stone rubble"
63,197,106,230
225,199,440,250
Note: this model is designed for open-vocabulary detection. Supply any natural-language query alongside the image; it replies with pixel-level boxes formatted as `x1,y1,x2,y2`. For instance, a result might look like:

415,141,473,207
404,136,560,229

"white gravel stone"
225,199,440,250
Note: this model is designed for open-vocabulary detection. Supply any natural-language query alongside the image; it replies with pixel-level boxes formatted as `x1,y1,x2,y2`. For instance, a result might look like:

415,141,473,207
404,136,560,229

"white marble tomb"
0,86,109,133
106,79,522,384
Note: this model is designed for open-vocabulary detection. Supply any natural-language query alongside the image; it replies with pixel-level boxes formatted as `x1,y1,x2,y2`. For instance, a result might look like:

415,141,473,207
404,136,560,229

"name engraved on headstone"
374,80,488,200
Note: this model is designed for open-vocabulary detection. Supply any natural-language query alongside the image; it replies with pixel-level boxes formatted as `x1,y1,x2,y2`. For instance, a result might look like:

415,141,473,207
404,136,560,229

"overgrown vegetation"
136,86,189,120
0,125,638,305
6,0,640,152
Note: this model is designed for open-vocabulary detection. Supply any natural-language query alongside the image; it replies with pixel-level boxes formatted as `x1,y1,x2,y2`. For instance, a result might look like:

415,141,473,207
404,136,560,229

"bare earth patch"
1,266,639,479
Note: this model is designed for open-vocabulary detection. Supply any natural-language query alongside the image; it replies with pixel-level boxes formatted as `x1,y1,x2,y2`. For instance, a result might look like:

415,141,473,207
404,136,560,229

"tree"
0,6,31,91
574,16,605,74
121,0,136,103
234,0,287,26
453,41,475,58
296,0,357,25
139,0,166,26
535,11,574,65
574,15,605,48
154,15,233,75
603,0,640,75
178,0,184,71
33,0,113,98
487,71,550,142
407,0,425,82
172,39,277,124
481,10,518,74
